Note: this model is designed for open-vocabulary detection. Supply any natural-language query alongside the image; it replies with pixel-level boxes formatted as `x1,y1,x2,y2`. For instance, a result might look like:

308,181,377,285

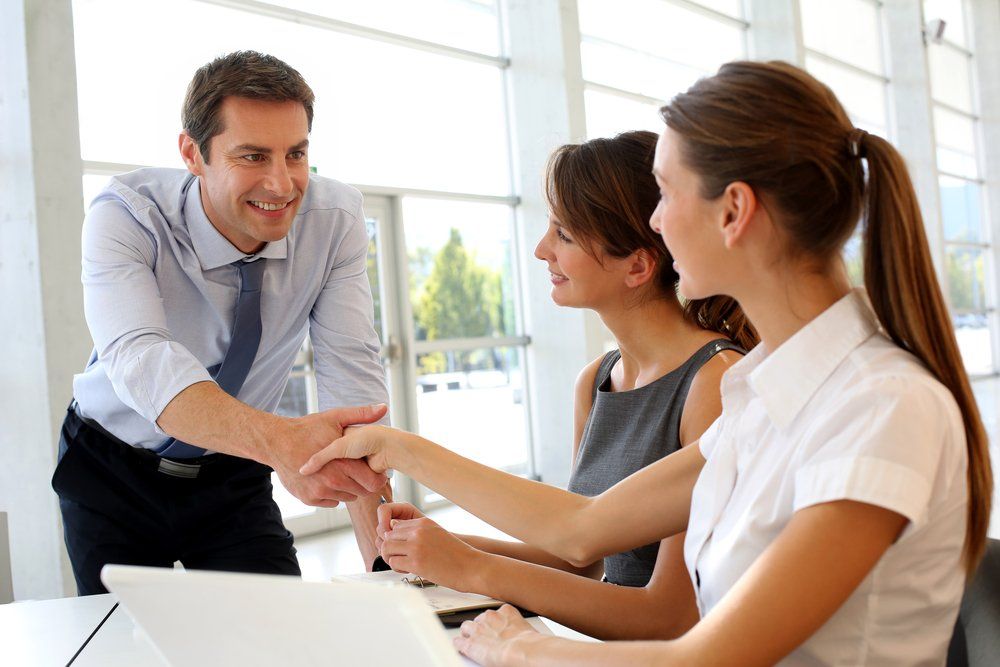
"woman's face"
649,129,729,300
533,218,622,308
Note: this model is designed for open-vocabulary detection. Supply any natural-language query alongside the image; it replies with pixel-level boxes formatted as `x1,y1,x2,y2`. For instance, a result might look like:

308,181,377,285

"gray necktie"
155,259,266,459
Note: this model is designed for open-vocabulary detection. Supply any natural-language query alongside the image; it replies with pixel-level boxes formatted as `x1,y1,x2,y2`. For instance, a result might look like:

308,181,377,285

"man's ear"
178,132,204,176
720,181,758,250
624,248,657,288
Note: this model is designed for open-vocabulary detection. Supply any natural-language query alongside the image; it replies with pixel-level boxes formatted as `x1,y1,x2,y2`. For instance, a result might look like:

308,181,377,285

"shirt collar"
184,178,288,270
743,289,880,430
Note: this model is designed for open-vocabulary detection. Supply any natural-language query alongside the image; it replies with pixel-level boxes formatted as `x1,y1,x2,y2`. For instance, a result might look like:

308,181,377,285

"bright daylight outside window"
72,0,528,526
800,0,889,287
577,0,747,139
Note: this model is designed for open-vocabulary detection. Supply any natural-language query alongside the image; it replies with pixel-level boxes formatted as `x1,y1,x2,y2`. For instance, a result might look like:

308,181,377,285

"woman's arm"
457,500,908,666
456,355,608,576
380,512,696,640
303,429,704,566
458,536,603,578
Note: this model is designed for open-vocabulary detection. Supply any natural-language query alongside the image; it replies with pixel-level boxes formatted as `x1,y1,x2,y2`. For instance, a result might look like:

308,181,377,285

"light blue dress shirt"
73,168,389,451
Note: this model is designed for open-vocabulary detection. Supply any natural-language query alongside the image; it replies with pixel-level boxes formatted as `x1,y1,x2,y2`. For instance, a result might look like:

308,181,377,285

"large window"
576,0,747,139
72,0,530,532
924,0,995,378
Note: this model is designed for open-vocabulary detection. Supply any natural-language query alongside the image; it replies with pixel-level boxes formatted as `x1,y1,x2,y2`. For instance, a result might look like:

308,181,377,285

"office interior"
2,0,999,604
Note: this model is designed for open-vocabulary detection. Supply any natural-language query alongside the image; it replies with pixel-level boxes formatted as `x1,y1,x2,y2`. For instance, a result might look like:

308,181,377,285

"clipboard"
330,570,504,618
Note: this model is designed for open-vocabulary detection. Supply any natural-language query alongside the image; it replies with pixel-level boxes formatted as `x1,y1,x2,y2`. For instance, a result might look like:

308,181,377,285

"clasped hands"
268,403,391,507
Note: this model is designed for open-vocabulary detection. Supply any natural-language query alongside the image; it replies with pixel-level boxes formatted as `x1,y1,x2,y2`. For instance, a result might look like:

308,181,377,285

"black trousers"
52,408,300,596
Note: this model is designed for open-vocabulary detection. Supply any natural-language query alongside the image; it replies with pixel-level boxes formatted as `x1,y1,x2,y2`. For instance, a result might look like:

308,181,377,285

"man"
53,51,390,595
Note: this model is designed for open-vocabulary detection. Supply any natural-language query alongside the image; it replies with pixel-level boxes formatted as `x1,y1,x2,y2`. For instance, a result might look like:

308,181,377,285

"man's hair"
182,50,315,162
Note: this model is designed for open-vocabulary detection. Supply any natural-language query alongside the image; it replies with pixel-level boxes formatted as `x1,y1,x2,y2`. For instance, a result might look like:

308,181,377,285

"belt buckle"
157,458,201,479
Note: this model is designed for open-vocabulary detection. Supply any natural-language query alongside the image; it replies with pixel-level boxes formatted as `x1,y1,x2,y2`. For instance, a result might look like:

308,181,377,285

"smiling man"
53,51,390,595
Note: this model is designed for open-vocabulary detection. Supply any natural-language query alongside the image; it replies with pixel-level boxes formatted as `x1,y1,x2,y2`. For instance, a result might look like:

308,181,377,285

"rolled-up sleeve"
793,376,955,529
82,199,213,425
309,204,389,417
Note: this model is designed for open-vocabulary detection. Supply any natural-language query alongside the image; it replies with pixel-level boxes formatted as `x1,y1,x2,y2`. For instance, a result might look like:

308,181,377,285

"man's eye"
288,151,306,160
244,154,265,163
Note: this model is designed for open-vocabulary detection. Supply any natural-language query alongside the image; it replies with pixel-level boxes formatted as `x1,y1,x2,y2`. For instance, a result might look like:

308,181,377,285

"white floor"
295,504,512,581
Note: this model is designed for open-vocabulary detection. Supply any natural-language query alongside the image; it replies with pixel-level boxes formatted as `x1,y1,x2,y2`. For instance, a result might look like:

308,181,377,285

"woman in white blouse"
302,61,993,666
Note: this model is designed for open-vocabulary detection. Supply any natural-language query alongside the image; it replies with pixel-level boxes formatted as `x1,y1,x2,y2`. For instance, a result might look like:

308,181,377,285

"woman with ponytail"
348,130,753,641
306,62,991,666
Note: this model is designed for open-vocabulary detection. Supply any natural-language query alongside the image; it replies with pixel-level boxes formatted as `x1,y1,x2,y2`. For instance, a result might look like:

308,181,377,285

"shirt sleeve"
793,375,959,528
309,202,390,419
81,199,213,427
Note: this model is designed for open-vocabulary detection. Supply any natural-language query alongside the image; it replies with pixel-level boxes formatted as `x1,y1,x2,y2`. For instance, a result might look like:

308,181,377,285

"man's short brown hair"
182,50,315,162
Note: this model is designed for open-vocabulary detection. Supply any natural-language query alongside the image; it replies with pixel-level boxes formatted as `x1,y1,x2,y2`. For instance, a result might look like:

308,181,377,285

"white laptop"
101,564,464,667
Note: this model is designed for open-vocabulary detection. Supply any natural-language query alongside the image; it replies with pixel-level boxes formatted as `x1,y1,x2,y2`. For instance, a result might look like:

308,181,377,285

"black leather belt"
69,400,214,479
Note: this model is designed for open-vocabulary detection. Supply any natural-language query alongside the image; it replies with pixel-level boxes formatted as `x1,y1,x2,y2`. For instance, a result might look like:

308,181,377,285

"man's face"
180,96,310,254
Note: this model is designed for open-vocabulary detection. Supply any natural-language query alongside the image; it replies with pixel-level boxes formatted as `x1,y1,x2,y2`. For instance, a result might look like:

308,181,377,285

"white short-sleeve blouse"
685,290,968,666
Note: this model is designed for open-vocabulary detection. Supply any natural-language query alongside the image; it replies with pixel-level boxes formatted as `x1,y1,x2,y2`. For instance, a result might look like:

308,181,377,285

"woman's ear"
720,181,758,249
624,249,657,288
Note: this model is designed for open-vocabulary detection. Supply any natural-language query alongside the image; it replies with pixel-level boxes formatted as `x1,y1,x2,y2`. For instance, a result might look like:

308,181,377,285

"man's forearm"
346,493,383,570
155,381,284,464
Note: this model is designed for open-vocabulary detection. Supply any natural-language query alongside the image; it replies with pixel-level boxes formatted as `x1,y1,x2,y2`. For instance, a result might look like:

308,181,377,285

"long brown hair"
545,130,758,350
660,60,991,574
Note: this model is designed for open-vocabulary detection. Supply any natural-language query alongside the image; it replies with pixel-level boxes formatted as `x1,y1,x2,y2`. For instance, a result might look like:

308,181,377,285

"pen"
372,482,393,571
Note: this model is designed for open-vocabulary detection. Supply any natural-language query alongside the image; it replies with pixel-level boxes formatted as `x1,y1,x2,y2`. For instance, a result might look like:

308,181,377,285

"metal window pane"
689,0,745,19
581,39,706,103
940,176,984,243
584,88,663,139
403,198,518,341
947,246,990,311
578,0,744,76
934,106,979,179
928,43,974,113
73,0,511,195
415,345,529,474
923,0,969,48
805,56,888,137
953,313,994,375
262,0,501,56
800,0,884,75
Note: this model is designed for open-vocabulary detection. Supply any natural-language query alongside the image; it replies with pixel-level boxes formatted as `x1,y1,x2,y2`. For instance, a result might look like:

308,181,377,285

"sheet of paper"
331,571,503,614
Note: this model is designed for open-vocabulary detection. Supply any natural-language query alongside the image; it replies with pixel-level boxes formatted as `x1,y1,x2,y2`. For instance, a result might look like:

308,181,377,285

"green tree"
416,229,504,373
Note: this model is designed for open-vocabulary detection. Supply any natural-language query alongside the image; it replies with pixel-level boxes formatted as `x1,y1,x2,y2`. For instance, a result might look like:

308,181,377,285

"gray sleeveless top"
566,338,744,587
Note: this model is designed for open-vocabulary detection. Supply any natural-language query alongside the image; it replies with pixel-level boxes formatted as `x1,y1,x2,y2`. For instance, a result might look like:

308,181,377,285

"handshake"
266,403,393,508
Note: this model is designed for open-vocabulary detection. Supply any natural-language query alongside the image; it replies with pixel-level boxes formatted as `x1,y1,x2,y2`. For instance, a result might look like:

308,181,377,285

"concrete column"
503,0,600,485
882,0,946,277
0,0,88,599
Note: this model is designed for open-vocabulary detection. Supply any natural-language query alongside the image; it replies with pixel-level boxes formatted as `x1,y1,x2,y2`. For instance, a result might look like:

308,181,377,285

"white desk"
0,593,594,666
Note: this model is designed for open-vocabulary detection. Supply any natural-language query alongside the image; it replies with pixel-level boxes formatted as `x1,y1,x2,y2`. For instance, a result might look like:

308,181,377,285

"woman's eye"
556,229,572,243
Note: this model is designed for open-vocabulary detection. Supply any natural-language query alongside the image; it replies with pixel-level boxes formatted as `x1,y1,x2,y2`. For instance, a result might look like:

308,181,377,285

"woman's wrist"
504,631,556,666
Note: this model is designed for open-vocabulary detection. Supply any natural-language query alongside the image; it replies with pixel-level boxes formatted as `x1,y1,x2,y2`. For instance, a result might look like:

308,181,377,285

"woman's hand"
299,424,407,476
454,605,545,667
380,514,486,592
376,502,425,545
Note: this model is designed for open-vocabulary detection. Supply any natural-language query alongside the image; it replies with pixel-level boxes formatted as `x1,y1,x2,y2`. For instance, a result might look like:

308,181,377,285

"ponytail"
861,132,992,574
685,295,759,351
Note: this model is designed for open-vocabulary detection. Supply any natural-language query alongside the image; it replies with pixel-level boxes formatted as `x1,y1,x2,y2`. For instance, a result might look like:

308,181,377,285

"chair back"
947,538,1000,667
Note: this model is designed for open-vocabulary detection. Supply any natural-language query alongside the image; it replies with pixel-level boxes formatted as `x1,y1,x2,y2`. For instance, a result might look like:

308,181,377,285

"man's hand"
268,403,389,507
